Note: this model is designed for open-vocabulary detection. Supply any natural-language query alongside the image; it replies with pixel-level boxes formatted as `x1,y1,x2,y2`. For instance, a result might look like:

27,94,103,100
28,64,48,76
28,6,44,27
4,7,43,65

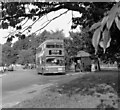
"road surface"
1,69,87,108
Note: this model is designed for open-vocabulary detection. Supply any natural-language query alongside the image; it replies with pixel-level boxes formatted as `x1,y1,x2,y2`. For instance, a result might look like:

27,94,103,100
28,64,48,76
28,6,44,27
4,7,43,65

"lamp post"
0,44,2,66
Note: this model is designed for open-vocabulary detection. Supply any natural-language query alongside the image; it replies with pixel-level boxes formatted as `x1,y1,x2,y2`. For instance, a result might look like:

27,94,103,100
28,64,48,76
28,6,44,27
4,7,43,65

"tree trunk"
97,58,101,71
117,61,120,71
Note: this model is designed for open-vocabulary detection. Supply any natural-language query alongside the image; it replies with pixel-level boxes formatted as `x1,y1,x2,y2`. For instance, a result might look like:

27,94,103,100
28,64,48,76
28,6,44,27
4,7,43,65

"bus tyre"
37,72,41,75
41,68,44,75
62,72,66,75
42,72,44,75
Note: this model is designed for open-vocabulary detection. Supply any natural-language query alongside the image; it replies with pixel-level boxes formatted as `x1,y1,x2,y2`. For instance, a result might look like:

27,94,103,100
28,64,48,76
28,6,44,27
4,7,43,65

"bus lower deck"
36,57,66,74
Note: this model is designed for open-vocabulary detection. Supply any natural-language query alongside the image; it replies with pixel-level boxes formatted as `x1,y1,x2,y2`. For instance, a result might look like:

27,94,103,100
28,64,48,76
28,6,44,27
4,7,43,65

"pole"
0,44,2,66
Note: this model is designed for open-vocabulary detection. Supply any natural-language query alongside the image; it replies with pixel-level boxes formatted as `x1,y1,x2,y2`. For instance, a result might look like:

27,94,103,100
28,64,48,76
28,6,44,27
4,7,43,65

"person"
74,61,77,72
91,60,96,72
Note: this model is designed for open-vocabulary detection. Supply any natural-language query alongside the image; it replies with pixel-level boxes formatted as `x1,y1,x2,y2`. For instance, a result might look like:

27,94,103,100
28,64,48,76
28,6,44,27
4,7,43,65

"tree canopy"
1,1,120,64
1,2,115,38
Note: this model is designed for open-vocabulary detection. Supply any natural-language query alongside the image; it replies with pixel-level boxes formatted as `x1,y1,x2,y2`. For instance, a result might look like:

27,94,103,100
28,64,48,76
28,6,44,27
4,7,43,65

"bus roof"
44,39,63,43
37,39,64,49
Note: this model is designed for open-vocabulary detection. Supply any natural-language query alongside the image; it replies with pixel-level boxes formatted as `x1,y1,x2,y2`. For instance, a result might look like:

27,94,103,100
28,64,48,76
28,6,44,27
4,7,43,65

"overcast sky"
0,9,81,44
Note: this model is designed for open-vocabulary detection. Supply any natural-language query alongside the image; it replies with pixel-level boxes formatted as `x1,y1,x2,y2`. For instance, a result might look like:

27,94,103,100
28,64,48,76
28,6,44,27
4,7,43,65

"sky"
0,9,81,44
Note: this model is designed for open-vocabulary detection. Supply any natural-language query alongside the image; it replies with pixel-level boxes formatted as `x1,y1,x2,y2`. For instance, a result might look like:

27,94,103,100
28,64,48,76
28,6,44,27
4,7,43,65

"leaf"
20,34,25,39
7,37,12,42
100,38,111,53
107,3,118,29
115,16,120,30
100,16,108,31
89,22,101,31
2,22,9,29
71,24,77,29
33,17,37,21
92,28,101,54
16,25,22,30
100,28,111,53
107,13,116,30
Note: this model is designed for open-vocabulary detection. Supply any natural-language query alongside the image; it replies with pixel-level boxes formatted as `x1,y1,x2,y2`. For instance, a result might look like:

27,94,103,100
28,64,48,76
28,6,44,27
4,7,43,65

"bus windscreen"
46,58,64,66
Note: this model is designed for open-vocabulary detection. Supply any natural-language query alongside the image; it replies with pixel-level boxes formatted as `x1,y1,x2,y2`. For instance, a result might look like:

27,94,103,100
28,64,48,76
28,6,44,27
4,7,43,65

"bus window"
46,44,55,48
46,44,63,48
56,44,63,48
46,58,64,66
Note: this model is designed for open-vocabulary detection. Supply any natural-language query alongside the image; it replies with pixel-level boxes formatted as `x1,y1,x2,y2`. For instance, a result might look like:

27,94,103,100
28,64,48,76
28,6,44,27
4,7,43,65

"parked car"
23,64,29,69
0,66,4,73
7,65,14,71
23,64,36,69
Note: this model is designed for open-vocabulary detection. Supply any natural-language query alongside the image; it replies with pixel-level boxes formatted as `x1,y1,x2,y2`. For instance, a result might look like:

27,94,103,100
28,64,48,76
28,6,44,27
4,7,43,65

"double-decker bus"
36,39,66,75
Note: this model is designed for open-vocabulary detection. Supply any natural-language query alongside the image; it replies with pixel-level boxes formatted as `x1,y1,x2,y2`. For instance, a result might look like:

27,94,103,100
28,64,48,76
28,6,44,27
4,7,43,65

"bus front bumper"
44,66,65,73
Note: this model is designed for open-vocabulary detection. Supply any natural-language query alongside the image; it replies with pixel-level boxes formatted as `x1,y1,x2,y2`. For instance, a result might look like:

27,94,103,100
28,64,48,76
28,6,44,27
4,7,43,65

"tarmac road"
1,69,87,108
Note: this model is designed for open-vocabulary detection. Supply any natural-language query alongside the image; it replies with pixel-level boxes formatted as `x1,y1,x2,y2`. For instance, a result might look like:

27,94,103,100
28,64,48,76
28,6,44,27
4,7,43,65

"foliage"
17,49,34,65
0,44,2,66
13,37,31,51
1,2,115,40
63,29,94,70
64,29,94,57
90,2,120,53
89,2,120,65
1,2,120,64
2,43,18,65
2,30,67,65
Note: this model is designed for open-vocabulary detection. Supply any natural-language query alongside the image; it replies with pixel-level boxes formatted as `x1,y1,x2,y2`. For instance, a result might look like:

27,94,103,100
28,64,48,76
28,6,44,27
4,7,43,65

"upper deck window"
46,44,63,48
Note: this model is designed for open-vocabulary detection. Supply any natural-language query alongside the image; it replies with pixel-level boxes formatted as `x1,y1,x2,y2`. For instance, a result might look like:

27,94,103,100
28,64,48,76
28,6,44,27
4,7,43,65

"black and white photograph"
0,0,120,109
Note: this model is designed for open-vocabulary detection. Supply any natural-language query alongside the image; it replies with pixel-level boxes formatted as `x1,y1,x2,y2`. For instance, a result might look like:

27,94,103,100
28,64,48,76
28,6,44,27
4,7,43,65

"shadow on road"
38,73,66,76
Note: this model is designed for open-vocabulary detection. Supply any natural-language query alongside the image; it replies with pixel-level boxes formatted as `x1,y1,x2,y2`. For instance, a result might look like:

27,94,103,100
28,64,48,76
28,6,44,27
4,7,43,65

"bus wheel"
37,72,41,75
41,68,44,75
42,72,45,75
62,72,66,75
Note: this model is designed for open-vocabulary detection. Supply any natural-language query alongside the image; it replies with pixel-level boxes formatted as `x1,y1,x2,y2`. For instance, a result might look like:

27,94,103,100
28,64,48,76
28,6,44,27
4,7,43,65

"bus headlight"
58,68,62,71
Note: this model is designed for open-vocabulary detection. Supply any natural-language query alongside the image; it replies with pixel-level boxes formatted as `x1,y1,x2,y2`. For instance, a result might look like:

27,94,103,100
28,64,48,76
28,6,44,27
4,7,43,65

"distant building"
72,51,91,72
0,44,2,66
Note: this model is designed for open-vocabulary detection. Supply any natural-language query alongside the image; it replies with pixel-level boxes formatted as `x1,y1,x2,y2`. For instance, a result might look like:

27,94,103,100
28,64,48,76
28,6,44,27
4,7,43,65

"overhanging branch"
1,2,84,21
32,10,69,34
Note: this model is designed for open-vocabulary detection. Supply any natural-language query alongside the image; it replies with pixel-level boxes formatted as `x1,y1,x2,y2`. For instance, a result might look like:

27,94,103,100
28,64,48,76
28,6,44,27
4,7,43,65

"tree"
1,2,120,65
0,44,2,66
2,43,18,65
13,36,31,51
17,49,34,65
90,2,120,67
63,28,95,70
1,2,115,39
90,2,120,52
48,30,65,40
